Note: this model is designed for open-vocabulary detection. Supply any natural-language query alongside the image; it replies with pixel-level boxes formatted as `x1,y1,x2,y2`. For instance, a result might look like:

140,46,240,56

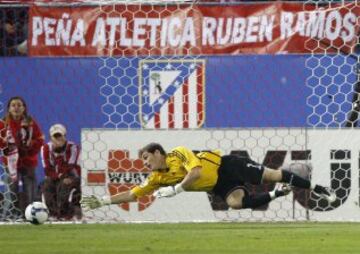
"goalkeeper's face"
141,150,165,171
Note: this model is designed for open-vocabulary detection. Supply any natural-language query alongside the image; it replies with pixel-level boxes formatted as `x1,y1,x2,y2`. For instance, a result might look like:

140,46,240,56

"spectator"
0,96,44,220
0,7,28,56
41,124,81,220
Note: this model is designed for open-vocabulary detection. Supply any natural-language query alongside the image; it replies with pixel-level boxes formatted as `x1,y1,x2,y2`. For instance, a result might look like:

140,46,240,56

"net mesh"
304,1,360,128
82,128,311,222
302,0,360,218
0,0,359,223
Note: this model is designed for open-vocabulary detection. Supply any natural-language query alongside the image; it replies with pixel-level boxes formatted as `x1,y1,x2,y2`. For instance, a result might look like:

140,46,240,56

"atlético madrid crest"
139,59,206,129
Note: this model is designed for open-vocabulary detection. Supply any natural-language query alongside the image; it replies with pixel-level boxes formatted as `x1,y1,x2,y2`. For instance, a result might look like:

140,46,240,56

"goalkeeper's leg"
226,185,291,209
262,163,336,203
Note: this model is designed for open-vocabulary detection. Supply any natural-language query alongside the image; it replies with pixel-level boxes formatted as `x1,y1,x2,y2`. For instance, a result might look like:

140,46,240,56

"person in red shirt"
0,96,44,219
41,123,81,220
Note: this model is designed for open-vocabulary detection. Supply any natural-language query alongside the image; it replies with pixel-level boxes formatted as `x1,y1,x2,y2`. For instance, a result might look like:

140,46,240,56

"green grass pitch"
1,222,359,254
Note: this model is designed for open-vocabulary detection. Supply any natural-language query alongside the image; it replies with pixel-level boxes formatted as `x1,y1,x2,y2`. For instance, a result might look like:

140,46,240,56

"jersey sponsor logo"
139,59,206,129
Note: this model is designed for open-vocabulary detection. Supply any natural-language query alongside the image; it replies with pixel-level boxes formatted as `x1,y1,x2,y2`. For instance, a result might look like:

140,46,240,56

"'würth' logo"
87,150,155,211
139,59,206,129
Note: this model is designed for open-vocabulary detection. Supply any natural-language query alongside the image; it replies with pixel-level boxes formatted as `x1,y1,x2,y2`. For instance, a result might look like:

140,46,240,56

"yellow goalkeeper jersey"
131,146,221,198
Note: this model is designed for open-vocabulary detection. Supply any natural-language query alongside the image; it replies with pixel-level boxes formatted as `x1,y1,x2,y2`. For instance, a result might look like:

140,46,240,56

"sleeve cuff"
174,183,184,194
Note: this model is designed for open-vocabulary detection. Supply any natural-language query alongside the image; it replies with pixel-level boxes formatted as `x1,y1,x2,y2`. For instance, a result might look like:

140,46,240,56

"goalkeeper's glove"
153,184,184,198
80,195,111,211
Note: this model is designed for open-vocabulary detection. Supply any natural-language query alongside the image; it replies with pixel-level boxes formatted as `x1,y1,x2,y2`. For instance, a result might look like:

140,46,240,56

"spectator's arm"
55,143,81,177
27,120,44,156
66,144,81,177
0,120,17,156
0,120,7,153
44,166,58,179
41,144,58,179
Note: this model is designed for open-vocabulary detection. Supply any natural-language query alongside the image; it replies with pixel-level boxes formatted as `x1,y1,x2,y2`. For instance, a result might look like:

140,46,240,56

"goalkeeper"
81,143,336,211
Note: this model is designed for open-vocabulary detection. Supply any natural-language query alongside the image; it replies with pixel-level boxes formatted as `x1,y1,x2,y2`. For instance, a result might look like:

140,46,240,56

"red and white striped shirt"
41,141,81,180
0,117,44,169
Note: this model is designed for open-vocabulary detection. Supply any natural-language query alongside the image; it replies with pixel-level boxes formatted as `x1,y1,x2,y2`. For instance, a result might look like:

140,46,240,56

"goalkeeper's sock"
269,185,291,199
242,193,271,209
281,170,311,189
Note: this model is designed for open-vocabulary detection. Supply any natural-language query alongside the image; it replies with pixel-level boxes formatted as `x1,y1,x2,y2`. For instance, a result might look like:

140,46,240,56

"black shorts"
212,155,265,200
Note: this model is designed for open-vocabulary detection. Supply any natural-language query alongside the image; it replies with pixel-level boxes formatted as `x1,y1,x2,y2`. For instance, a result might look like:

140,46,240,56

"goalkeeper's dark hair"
138,143,166,158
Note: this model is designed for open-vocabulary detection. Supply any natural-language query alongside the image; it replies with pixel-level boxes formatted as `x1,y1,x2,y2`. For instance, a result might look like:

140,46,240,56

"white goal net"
0,0,359,223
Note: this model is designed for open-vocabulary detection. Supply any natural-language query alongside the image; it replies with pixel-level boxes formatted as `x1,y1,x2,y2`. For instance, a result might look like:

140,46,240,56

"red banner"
28,2,360,56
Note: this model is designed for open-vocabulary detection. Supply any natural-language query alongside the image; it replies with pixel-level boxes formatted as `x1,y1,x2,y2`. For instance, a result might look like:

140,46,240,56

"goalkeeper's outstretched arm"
81,191,137,211
111,191,137,204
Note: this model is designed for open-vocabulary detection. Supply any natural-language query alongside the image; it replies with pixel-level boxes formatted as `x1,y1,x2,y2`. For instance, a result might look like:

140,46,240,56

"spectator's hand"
8,143,17,152
62,177,72,185
3,143,17,156
10,174,17,183
4,23,15,34
16,40,27,55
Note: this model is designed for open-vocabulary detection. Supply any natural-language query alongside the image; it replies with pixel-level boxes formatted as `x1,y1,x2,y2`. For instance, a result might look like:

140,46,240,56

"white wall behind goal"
81,129,360,222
